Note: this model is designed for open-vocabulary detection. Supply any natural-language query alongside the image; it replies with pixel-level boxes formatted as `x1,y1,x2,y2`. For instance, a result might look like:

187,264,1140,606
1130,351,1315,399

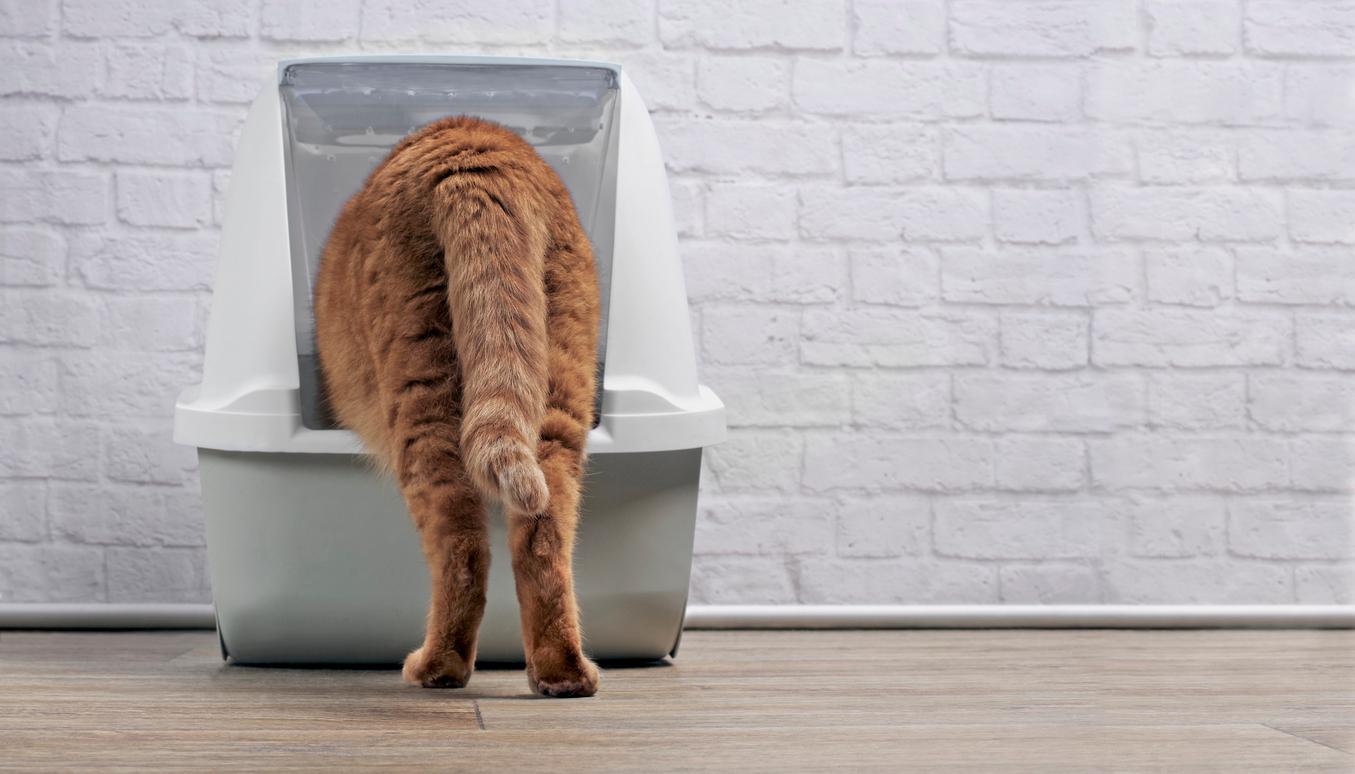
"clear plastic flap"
279,60,620,428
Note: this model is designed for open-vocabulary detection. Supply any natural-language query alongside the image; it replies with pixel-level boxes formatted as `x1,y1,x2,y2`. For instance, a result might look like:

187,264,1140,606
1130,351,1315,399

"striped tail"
431,172,550,515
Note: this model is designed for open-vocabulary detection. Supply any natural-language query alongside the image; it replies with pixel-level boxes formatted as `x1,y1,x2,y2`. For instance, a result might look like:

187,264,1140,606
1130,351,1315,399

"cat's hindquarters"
431,169,551,515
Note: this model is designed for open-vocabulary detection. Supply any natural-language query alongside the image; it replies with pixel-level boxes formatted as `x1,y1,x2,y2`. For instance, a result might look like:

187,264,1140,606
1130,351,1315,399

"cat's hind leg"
507,421,599,698
396,432,491,689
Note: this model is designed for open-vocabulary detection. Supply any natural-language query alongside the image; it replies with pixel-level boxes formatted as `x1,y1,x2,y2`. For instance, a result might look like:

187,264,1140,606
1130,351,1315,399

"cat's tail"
431,171,551,515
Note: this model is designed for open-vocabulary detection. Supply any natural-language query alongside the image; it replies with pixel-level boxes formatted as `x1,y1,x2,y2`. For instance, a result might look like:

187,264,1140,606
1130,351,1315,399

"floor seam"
1260,723,1352,757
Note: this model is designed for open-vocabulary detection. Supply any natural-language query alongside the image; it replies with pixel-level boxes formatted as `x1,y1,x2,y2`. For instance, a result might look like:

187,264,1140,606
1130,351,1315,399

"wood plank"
0,629,1351,771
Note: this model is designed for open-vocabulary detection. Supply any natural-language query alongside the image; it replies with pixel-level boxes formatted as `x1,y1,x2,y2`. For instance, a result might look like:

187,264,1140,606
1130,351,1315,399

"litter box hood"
174,55,724,456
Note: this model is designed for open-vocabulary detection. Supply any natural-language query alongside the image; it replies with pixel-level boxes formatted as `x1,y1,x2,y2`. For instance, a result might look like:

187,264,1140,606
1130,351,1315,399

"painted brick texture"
1,0,1352,605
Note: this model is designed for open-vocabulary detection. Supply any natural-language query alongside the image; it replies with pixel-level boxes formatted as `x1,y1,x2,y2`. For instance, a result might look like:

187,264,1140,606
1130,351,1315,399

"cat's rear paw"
403,645,473,689
526,653,600,698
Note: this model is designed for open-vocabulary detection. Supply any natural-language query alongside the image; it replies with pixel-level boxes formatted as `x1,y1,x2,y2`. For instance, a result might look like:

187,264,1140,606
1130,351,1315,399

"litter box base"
198,448,700,665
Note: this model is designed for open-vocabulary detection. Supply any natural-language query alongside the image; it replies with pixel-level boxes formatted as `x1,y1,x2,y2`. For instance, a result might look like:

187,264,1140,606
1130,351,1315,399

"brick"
1090,435,1288,492
704,183,795,240
798,558,998,603
1144,246,1233,306
689,556,796,603
617,51,694,111
62,0,251,38
261,0,360,42
0,543,103,602
0,482,45,541
103,424,197,485
994,437,1085,492
196,51,270,105
1285,66,1355,128
1230,500,1354,560
1103,559,1290,603
1236,246,1355,305
803,434,993,493
850,247,938,306
942,248,1137,307
1093,309,1289,368
1249,374,1355,432
835,496,929,558
1296,563,1355,604
696,55,787,111
1296,314,1355,369
799,187,987,242
101,296,203,351
0,104,57,160
695,496,832,556
107,546,210,602
1288,190,1355,244
794,60,985,119
1136,131,1234,184
1147,373,1245,431
770,247,846,303
360,0,551,43
935,499,1112,559
559,0,653,44
802,308,996,367
0,0,55,36
654,118,835,176
1126,496,1225,557
955,372,1144,433
669,180,702,238
683,243,775,303
116,170,212,228
102,43,193,99
1291,438,1355,492
0,419,99,481
705,430,802,492
0,352,58,415
1239,131,1355,181
1000,563,1101,604
950,0,1135,56
992,189,1083,244
59,352,201,419
211,169,230,225
852,0,944,55
944,125,1130,181
989,64,1082,122
0,41,102,97
0,227,64,286
1245,1,1355,57
659,0,845,50
1090,187,1282,242
998,312,1088,371
71,233,216,291
841,124,936,184
1146,0,1239,56
0,291,99,346
1085,62,1283,125
50,484,203,547
703,367,849,427
701,306,799,365
58,105,242,166
0,168,107,225
851,372,950,431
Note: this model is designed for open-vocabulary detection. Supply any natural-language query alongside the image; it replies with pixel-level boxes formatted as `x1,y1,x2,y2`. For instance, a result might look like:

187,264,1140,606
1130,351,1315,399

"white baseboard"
0,603,1351,630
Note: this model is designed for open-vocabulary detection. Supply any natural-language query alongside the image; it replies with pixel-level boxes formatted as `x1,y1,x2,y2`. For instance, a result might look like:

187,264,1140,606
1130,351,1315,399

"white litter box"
173,56,724,664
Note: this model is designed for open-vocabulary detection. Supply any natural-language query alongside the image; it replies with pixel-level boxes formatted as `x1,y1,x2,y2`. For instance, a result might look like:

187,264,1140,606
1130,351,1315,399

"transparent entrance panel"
279,60,620,428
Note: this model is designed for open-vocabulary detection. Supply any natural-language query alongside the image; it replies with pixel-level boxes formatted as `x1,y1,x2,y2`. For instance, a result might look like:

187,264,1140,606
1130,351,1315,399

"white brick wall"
2,0,1353,606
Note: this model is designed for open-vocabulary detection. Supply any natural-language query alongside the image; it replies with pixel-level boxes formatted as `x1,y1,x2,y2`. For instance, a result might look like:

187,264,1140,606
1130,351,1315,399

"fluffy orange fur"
314,116,601,698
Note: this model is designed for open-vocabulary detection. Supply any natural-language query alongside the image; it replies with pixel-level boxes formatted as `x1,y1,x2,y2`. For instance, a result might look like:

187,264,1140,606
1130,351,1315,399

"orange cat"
314,116,601,698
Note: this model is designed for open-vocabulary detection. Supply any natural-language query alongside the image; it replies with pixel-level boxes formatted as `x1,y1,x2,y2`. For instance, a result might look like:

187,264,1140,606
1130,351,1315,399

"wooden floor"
1,629,1352,771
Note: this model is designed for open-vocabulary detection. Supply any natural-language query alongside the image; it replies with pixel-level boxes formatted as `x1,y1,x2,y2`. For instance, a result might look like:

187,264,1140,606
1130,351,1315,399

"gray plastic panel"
199,448,700,665
279,61,620,428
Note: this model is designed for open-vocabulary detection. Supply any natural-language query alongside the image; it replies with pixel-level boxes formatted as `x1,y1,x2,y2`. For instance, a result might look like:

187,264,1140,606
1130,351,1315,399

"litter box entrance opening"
279,60,620,429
